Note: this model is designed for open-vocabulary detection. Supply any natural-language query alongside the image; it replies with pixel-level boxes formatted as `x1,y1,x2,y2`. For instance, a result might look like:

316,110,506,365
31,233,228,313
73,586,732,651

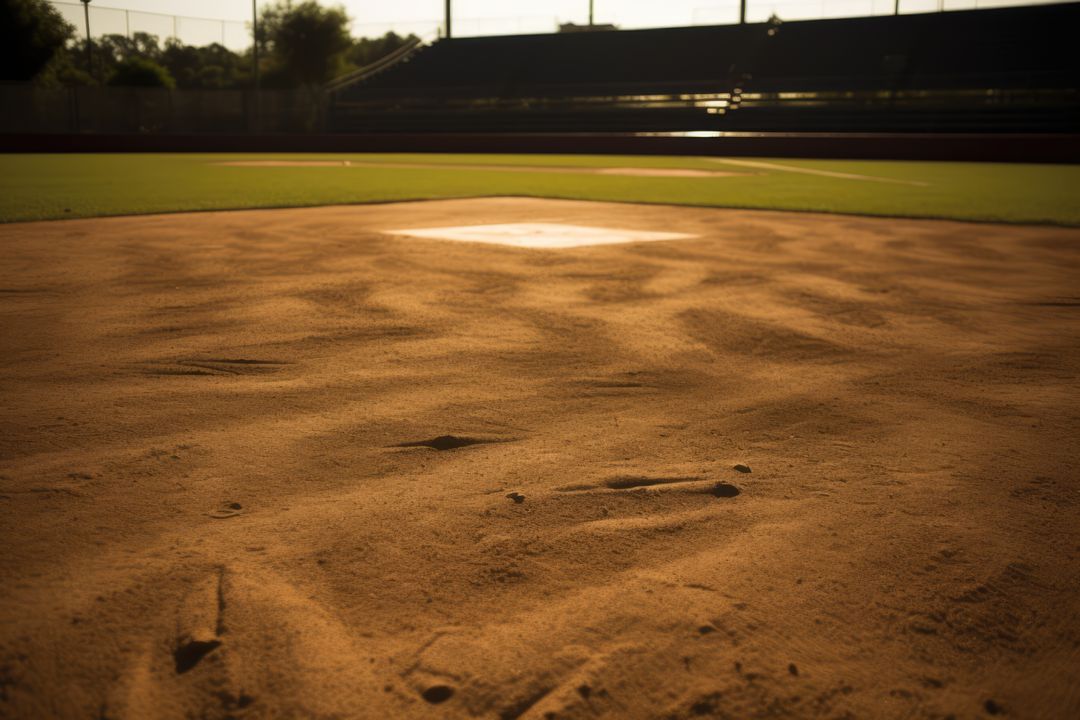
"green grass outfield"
2,153,1078,225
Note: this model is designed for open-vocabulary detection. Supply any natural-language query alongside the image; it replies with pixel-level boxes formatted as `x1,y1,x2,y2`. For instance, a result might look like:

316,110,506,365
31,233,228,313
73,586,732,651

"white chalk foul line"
708,158,930,187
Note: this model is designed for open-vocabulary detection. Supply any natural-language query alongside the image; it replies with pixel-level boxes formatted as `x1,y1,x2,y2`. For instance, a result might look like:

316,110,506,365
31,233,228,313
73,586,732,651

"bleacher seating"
329,4,1080,134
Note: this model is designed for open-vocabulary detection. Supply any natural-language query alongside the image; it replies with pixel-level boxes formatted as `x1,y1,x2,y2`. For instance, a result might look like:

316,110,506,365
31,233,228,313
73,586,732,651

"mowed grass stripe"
1,153,1077,225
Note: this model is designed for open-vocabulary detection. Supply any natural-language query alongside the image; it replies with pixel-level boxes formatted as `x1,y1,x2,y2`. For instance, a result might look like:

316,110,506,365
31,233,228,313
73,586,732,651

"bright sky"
51,0,1062,47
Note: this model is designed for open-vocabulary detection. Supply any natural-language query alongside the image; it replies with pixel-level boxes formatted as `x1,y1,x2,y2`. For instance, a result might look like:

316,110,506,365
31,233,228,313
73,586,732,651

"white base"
386,223,695,248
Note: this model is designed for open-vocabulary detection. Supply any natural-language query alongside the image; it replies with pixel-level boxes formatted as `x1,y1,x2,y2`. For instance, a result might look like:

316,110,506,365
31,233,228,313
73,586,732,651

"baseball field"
1,153,1078,719
2,153,1079,225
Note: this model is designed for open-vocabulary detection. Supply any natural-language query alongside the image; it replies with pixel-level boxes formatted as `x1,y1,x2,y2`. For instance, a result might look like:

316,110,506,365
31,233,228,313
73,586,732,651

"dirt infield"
1,198,1078,719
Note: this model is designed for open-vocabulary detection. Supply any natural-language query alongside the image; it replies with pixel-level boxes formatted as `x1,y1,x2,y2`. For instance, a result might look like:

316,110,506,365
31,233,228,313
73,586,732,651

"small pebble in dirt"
421,685,455,704
506,492,525,504
733,464,752,473
984,699,1003,715
711,483,741,498
788,663,799,676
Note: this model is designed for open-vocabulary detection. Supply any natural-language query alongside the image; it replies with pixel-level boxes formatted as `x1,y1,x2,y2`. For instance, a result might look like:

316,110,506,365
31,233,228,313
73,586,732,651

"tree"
261,1,352,88
97,32,164,67
44,32,249,90
108,57,176,89
0,0,74,82
157,40,248,89
15,0,401,92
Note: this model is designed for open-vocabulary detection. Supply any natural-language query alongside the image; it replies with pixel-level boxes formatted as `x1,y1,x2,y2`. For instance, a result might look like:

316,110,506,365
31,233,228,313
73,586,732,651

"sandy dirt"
0,197,1078,719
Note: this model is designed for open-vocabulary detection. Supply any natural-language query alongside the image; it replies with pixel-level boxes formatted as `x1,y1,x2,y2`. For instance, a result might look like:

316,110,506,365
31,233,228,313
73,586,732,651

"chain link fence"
48,0,1068,48
349,0,1068,37
49,1,250,50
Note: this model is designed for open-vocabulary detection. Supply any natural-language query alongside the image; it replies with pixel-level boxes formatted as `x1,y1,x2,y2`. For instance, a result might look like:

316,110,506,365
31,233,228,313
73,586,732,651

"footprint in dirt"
603,476,703,490
393,435,509,451
600,476,741,498
207,502,243,519
173,568,225,674
174,638,222,674
144,358,288,377
115,565,394,717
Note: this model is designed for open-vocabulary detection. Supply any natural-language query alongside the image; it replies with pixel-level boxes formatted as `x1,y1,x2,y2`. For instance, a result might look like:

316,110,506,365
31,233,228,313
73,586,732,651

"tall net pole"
80,0,92,79
252,0,261,131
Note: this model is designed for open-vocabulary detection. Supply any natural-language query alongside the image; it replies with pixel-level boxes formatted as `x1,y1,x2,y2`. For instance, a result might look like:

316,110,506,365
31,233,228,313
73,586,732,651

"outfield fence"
50,1,251,50
0,85,323,135
47,0,1073,47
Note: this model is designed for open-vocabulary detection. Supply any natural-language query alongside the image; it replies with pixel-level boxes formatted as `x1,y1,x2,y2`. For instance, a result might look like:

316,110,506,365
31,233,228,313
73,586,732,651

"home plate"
385,223,695,248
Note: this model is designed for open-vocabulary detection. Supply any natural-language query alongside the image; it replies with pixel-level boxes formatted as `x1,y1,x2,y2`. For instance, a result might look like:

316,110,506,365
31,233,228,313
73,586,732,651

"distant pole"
589,0,594,26
80,0,92,78
740,0,747,24
252,0,260,131
445,0,452,39
252,0,260,90
895,0,900,14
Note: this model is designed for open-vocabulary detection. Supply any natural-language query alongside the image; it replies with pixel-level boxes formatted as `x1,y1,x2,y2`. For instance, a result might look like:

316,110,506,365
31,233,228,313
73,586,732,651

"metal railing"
326,34,436,94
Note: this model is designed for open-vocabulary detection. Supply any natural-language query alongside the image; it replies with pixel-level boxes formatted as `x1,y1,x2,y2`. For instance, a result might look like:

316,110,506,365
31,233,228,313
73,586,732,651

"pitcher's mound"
387,222,695,248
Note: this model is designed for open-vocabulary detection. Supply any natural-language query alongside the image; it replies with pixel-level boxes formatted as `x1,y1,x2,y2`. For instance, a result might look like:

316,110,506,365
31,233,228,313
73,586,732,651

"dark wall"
3,131,1078,163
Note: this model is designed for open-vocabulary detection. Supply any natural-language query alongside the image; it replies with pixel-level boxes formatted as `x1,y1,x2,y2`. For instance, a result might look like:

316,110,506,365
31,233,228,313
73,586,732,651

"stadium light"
80,0,92,78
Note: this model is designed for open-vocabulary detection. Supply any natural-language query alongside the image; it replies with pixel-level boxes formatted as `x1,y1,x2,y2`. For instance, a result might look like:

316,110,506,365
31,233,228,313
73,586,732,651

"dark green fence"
0,85,325,134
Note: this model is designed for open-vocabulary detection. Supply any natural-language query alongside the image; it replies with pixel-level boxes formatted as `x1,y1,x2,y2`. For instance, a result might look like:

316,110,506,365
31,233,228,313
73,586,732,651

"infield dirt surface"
1,197,1078,719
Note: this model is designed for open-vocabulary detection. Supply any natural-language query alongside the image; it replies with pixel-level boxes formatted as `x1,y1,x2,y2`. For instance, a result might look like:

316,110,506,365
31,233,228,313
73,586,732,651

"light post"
252,0,260,131
589,0,594,26
80,0,92,78
445,0,452,39
252,0,260,91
